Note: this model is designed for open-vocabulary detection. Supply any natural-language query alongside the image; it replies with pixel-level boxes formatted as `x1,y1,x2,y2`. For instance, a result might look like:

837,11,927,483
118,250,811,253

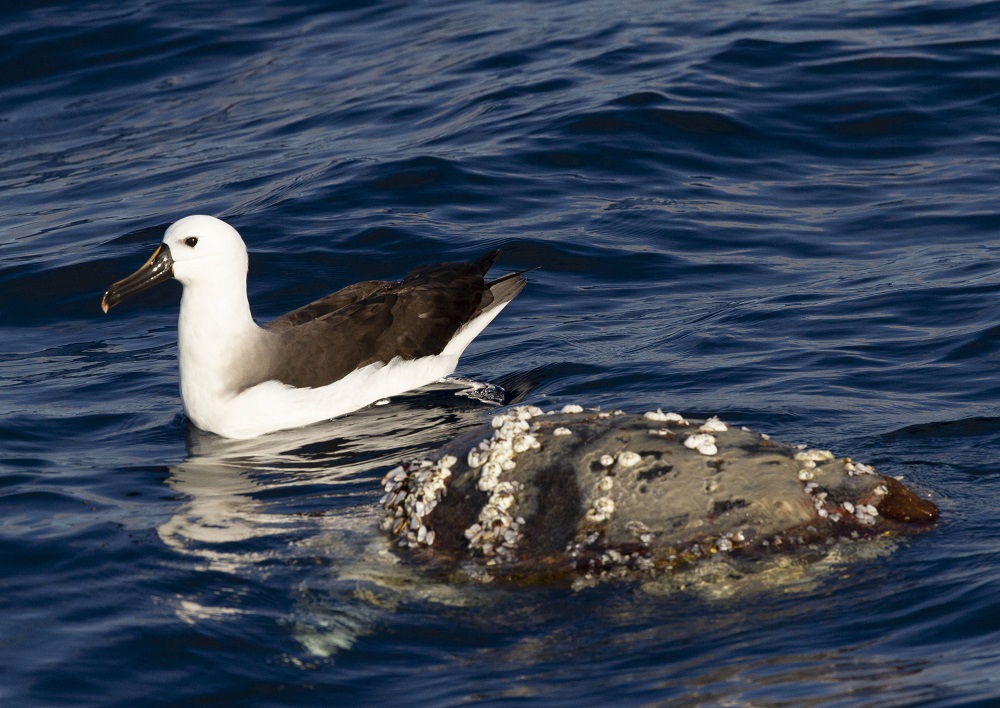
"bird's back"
257,251,523,390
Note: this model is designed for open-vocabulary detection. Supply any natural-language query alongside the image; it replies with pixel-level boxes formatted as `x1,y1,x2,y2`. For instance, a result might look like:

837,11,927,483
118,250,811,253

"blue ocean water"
2,0,1000,704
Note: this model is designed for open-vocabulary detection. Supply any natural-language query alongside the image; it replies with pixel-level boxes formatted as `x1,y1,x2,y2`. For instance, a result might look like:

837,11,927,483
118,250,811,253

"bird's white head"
101,215,250,313
163,215,248,289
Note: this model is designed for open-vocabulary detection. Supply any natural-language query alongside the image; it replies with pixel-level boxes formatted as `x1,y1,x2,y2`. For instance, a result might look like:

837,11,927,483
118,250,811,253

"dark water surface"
3,0,1000,704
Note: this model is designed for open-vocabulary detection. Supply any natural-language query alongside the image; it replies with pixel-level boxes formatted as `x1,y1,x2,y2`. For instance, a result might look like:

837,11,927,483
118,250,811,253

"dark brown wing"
259,251,505,389
265,280,393,332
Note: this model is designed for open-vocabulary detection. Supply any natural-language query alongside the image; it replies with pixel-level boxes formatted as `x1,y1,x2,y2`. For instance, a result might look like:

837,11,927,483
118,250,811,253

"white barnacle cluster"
794,448,885,528
802,460,880,524
585,494,616,524
795,450,833,489
584,448,644,524
805,486,834,519
852,502,880,525
698,416,728,434
553,427,573,436
584,451,630,525
600,549,624,565
467,407,542,489
560,404,584,414
844,483,885,525
616,450,642,467
380,464,408,511
464,480,527,564
463,405,543,563
802,480,845,524
570,520,659,580
684,433,718,456
794,449,835,469
379,454,457,548
644,408,689,425
797,449,833,516
845,460,875,476
803,476,885,526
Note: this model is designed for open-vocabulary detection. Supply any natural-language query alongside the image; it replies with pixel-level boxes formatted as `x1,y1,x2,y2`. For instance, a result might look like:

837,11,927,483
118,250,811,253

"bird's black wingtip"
473,248,502,275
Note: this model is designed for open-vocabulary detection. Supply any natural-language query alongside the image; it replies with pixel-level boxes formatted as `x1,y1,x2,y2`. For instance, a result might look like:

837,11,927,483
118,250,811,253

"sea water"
2,1,1000,704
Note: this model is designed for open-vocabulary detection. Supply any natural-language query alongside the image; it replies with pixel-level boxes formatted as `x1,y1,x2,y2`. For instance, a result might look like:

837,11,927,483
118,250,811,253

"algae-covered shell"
379,407,938,586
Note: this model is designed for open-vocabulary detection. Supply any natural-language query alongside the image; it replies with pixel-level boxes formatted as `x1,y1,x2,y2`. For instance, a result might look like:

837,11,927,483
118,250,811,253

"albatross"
101,215,527,439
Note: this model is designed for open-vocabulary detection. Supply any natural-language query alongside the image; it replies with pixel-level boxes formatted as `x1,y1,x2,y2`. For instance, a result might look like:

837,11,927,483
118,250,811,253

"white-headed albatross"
101,215,527,439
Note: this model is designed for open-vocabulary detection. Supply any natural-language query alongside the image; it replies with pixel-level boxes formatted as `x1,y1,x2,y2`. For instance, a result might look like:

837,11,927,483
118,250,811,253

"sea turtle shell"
379,406,938,586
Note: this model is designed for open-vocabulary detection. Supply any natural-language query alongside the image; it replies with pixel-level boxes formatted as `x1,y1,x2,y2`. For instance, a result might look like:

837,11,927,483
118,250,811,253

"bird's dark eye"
184,237,198,248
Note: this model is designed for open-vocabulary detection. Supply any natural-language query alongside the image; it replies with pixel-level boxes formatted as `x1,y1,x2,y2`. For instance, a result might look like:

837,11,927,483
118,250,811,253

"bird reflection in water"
157,380,510,655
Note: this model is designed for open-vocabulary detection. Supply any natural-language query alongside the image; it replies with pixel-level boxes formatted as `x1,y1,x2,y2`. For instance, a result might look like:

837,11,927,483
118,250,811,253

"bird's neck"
177,279,265,401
